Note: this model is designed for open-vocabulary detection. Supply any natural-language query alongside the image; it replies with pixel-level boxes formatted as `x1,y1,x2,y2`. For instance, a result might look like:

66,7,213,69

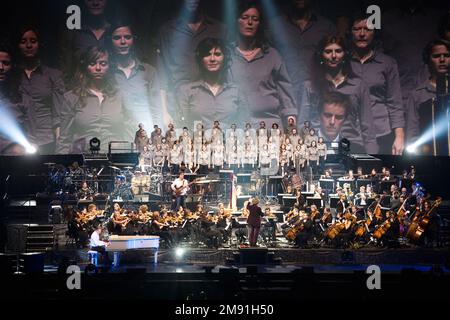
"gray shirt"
269,12,336,103
19,65,65,147
56,90,133,154
406,80,436,144
156,17,225,91
177,80,249,130
230,46,298,128
350,51,405,137
300,78,378,153
381,7,443,96
114,59,162,128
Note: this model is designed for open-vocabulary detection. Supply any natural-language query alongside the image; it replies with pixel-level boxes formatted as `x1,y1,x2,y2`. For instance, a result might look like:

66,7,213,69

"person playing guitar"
170,171,194,211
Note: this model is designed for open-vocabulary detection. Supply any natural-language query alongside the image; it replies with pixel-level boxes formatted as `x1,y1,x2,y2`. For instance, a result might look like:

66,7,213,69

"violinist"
197,209,221,248
354,185,368,207
111,203,130,234
150,211,173,248
216,206,232,245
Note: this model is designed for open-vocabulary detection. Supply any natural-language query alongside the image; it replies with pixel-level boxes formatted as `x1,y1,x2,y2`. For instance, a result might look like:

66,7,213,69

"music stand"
307,197,323,208
356,179,371,190
319,179,335,192
380,180,396,194
282,196,297,208
237,195,251,209
329,196,339,209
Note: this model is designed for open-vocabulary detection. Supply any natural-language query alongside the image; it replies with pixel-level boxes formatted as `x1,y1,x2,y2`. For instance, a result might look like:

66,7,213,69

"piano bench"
88,250,99,266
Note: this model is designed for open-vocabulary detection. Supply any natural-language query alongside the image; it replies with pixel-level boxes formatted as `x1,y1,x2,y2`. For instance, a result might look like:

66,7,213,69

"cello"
407,197,442,243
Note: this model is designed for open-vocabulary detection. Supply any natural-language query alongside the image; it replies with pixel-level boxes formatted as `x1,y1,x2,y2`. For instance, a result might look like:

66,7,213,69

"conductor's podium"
106,235,159,266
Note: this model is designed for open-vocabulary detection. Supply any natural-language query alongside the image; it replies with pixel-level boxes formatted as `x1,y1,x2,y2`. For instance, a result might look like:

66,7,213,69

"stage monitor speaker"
237,195,251,209
329,196,339,209
238,247,268,264
19,252,45,274
6,224,28,253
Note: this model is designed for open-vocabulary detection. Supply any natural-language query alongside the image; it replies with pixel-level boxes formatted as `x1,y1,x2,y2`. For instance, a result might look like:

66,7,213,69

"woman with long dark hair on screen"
406,40,450,155
177,37,249,129
300,34,378,154
230,0,297,129
16,26,65,154
108,18,161,130
57,46,132,154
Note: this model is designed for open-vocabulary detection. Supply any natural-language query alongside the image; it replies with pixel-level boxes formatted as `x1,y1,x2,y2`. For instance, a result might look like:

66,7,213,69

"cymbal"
109,166,121,171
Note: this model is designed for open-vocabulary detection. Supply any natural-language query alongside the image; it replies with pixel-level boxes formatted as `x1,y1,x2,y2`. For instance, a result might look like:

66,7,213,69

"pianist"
90,224,110,264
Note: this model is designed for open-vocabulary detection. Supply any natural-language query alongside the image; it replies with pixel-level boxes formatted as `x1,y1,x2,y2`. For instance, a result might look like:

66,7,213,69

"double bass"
407,197,442,243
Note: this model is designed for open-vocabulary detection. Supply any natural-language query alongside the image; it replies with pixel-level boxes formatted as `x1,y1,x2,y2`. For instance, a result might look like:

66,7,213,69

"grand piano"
106,235,160,266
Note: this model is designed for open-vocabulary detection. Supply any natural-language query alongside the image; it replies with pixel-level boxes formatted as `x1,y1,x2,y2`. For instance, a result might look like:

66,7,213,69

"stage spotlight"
175,247,185,259
406,145,417,154
89,137,101,153
25,145,37,154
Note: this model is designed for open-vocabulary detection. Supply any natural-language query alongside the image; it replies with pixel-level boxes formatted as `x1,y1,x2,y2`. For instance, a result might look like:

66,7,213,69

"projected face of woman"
202,47,224,73
111,26,134,56
19,30,39,59
87,52,109,81
0,52,12,82
429,44,450,75
322,43,345,69
238,7,260,39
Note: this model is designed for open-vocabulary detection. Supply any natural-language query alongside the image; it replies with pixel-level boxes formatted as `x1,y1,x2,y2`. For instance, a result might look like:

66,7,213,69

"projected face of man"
111,26,134,56
87,52,109,81
320,102,346,141
322,43,345,70
85,0,107,16
202,47,224,73
238,7,261,39
429,44,450,75
291,0,312,11
184,0,201,13
0,52,12,82
351,19,375,50
19,30,39,59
